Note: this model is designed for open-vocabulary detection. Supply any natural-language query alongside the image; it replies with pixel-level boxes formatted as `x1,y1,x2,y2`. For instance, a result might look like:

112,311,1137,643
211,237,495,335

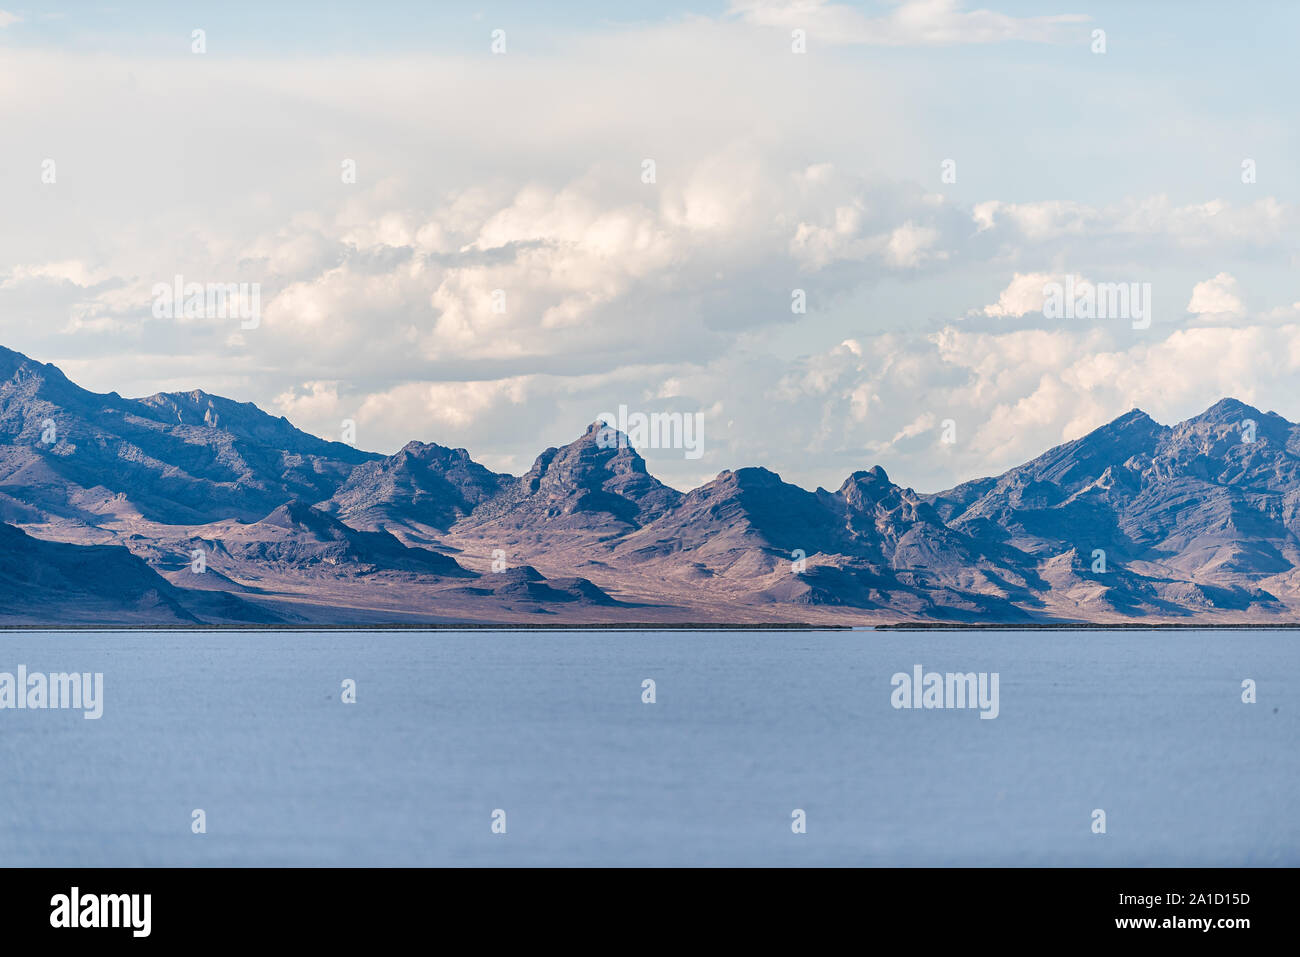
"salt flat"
0,629,1294,866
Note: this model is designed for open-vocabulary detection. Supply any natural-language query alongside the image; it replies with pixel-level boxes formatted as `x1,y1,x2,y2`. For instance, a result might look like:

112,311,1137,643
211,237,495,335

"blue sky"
1,1,1297,491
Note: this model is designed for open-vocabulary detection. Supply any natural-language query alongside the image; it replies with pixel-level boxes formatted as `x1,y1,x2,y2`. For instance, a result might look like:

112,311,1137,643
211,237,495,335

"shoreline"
2,621,1299,633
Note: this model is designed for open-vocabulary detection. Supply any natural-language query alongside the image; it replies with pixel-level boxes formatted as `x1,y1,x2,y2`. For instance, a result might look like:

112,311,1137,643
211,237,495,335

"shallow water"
0,629,1295,866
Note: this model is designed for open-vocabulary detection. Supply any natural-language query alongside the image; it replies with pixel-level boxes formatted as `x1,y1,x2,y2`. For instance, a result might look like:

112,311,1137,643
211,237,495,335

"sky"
1,0,1297,493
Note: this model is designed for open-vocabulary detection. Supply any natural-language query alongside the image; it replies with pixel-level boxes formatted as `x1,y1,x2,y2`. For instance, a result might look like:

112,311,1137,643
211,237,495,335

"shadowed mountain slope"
0,345,377,526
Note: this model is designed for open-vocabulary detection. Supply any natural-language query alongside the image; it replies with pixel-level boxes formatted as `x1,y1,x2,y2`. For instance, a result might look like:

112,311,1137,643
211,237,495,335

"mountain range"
2,344,1297,625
